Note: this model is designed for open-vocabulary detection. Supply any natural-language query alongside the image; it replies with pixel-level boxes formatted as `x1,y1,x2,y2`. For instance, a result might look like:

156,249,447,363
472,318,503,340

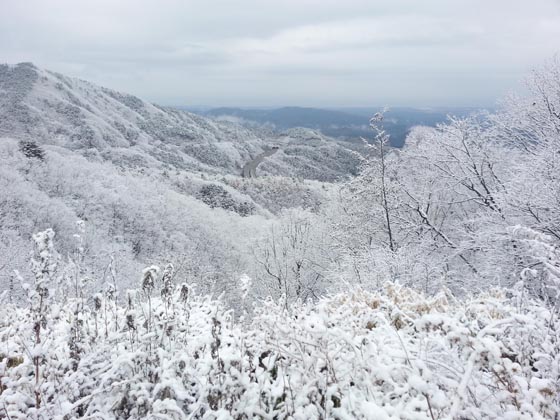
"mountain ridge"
187,104,478,147
0,63,348,299
0,62,359,181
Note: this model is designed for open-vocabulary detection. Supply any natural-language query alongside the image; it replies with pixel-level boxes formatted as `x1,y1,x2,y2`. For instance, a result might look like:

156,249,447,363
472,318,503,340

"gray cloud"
1,0,560,107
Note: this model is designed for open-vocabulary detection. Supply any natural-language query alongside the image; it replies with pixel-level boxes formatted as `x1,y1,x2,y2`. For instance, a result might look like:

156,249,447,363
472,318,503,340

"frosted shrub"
1,273,558,419
510,225,560,303
18,139,45,161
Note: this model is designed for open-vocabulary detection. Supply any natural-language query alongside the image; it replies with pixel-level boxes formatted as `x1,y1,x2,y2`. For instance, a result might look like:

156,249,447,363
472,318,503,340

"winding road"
242,148,279,178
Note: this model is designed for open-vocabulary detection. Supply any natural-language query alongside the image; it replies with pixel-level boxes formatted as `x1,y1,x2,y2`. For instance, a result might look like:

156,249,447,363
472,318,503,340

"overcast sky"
2,0,560,107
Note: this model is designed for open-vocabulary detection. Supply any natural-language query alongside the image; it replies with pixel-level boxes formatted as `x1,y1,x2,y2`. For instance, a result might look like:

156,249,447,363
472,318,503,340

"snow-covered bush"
18,140,45,161
197,183,256,217
1,260,559,419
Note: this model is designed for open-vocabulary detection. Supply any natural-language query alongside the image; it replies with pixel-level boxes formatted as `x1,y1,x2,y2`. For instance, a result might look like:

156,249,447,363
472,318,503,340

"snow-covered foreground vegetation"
1,233,558,419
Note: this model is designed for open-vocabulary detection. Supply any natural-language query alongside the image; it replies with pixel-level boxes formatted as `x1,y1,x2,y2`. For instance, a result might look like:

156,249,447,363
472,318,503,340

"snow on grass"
1,279,558,419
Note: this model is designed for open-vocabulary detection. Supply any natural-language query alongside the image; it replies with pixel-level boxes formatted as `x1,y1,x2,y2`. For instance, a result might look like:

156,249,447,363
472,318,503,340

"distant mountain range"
179,106,480,147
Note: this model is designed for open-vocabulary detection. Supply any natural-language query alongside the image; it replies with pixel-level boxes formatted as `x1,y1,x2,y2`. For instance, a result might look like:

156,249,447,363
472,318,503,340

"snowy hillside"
0,63,356,303
0,63,358,179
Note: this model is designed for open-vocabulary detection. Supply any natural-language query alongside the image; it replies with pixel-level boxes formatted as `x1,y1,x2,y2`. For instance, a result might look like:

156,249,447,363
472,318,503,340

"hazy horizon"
174,104,485,112
2,0,560,107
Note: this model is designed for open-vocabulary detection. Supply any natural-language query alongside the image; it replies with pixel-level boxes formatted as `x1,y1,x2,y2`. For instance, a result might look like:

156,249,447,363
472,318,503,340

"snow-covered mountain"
0,62,353,302
0,63,358,180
